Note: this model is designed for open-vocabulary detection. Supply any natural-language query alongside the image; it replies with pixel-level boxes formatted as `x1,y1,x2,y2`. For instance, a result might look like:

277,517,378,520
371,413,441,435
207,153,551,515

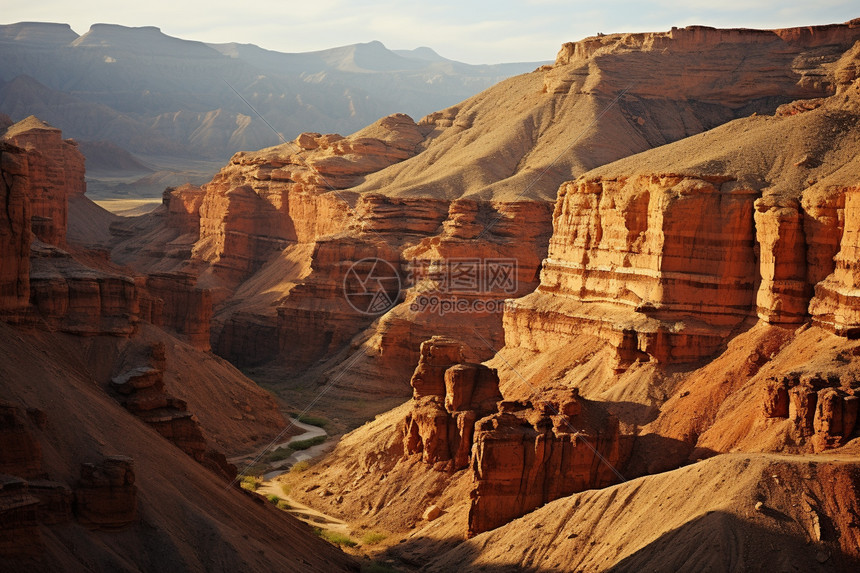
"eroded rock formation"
402,337,501,470
810,187,860,335
0,142,32,315
2,116,85,247
468,392,625,537
760,372,859,451
399,337,627,536
74,456,137,530
110,343,236,479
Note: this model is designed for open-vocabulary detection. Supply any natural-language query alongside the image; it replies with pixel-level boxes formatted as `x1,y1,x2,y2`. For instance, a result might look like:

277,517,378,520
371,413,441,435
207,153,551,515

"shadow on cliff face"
606,510,860,573
604,400,660,426
625,433,717,478
378,535,555,573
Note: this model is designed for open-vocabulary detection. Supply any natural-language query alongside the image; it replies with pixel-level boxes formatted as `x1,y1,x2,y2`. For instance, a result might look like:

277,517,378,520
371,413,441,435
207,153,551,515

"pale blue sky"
4,1,858,63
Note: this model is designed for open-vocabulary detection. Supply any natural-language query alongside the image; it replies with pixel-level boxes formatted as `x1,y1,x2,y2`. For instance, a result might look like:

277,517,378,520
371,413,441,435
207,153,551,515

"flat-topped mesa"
548,21,860,104
2,116,86,247
507,174,759,366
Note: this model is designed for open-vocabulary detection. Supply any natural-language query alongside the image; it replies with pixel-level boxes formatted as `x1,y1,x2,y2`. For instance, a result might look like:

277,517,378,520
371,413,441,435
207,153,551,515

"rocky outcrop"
2,116,86,247
0,403,72,558
0,143,32,315
551,22,860,102
196,114,422,283
809,187,860,336
399,338,627,536
754,197,809,323
402,337,502,471
28,242,139,336
110,343,236,479
0,402,42,479
507,175,759,367
760,372,859,452
468,389,626,536
0,475,41,558
74,456,137,530
142,272,212,350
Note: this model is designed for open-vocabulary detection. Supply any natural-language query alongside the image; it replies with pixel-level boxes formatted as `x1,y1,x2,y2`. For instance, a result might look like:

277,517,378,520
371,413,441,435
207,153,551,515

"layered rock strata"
507,175,759,367
760,372,859,451
110,343,236,479
402,337,502,470
468,389,625,537
74,456,137,530
2,116,86,247
810,187,860,335
399,338,628,536
0,142,32,314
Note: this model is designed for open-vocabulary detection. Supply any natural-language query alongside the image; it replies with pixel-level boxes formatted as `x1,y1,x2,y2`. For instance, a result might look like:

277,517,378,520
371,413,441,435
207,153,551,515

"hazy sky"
4,1,858,63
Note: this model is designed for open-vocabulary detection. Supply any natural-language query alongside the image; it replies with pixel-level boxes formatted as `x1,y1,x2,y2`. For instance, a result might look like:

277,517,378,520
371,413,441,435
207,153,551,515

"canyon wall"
506,173,860,372
0,142,32,314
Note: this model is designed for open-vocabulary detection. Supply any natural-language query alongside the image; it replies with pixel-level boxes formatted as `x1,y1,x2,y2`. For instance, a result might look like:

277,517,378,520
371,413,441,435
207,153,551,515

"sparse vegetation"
239,475,261,491
294,414,329,428
290,460,311,473
289,435,326,451
280,483,291,496
361,532,387,545
266,494,280,504
315,528,357,547
276,499,291,510
264,446,293,462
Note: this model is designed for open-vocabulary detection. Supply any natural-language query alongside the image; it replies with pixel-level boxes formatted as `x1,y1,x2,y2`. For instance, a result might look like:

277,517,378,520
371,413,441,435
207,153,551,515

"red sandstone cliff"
280,24,860,566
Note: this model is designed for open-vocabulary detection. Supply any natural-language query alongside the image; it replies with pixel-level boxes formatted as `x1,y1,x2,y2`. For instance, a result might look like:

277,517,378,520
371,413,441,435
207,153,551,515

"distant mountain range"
0,21,546,196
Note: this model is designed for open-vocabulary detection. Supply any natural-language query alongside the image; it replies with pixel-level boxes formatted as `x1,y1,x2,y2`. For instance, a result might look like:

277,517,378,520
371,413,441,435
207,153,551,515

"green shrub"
316,529,356,547
289,435,326,451
264,446,293,462
266,494,280,504
361,532,387,545
290,461,311,473
295,414,329,428
276,499,291,510
239,475,261,491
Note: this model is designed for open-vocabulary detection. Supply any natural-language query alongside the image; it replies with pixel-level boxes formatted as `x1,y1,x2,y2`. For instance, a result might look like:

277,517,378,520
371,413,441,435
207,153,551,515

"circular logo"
343,257,401,315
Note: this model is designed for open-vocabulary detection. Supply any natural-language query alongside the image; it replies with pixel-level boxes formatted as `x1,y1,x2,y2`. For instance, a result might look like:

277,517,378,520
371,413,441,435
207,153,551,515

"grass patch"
276,499,291,510
290,461,311,473
290,435,326,451
316,529,357,547
361,532,387,545
264,446,293,462
239,475,261,491
294,414,328,428
266,494,280,504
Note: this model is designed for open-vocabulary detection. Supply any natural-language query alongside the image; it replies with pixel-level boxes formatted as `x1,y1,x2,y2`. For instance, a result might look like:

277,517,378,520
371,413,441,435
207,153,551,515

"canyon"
3,16,860,573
